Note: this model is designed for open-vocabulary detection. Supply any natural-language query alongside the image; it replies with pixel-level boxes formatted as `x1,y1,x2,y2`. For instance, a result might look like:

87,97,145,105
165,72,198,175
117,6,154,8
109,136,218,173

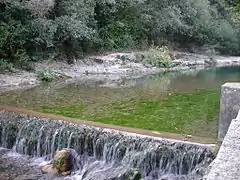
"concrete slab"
0,106,216,145
219,83,240,141
206,110,240,180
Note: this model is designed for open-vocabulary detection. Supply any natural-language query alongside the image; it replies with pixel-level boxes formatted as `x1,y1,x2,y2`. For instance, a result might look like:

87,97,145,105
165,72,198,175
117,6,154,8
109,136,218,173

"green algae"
40,89,220,138
2,66,237,139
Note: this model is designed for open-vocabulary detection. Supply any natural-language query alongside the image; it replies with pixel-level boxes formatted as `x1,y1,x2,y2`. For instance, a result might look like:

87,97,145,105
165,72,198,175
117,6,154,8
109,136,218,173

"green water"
1,66,240,139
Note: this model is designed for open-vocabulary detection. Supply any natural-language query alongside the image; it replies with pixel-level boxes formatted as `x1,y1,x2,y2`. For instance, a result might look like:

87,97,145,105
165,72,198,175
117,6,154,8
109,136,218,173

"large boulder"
52,149,72,173
41,149,73,176
41,164,58,174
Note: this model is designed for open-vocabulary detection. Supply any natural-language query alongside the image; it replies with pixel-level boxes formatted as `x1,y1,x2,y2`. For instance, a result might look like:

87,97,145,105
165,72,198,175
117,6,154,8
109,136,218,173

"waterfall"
0,110,215,180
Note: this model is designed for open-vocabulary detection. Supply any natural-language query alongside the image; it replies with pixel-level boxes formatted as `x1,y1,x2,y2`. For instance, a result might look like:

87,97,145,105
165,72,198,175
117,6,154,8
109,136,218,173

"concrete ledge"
219,83,240,141
0,106,216,145
206,83,240,179
206,109,240,180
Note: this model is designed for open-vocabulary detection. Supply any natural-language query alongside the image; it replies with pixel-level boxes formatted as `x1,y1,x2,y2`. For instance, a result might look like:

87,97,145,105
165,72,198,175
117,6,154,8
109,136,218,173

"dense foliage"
0,0,240,69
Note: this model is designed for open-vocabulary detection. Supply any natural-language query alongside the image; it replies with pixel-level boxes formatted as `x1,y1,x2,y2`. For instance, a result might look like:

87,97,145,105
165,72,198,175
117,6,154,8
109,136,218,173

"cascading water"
0,110,215,180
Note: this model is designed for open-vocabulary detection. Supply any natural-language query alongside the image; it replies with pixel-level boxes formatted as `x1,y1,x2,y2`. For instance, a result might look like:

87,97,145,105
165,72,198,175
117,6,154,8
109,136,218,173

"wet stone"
41,149,74,176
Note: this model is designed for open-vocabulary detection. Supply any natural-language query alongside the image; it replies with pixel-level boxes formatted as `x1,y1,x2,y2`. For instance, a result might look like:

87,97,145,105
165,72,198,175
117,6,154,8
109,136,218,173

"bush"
96,0,146,50
0,1,34,69
1,0,240,71
143,46,173,68
25,0,54,18
142,0,240,54
37,68,56,82
0,60,14,72
99,21,139,50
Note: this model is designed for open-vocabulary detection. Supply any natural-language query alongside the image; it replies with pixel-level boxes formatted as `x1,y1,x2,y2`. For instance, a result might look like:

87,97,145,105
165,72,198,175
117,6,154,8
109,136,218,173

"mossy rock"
52,149,72,173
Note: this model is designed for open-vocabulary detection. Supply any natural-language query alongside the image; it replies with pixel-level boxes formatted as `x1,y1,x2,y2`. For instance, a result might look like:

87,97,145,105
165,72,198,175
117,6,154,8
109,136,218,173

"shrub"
143,0,240,54
143,46,173,68
96,0,147,51
0,59,14,72
25,0,55,18
54,15,96,56
0,1,34,69
37,68,56,82
1,0,240,71
99,21,138,50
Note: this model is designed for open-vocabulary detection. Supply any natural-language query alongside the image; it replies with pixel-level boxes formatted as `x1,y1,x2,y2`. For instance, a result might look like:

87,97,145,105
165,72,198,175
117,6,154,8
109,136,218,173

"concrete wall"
206,83,240,180
219,83,240,142
206,109,240,180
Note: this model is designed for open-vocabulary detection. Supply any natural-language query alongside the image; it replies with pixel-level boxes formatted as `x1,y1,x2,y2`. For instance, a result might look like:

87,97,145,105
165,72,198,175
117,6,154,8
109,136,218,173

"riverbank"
1,51,240,93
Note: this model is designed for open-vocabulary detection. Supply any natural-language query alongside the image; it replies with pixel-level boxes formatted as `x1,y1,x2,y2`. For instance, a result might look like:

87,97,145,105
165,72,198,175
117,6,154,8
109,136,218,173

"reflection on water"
169,66,240,92
1,66,239,106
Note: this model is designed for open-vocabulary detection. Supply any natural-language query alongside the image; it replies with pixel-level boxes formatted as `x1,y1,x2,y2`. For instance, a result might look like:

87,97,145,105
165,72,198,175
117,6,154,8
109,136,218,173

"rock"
93,58,104,64
53,149,72,173
67,58,77,64
119,168,142,180
0,172,13,180
134,53,145,63
41,164,58,174
83,168,142,180
204,57,217,67
41,149,73,175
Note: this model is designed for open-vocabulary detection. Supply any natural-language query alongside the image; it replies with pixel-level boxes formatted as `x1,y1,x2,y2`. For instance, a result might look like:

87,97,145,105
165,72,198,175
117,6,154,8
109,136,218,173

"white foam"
31,157,50,167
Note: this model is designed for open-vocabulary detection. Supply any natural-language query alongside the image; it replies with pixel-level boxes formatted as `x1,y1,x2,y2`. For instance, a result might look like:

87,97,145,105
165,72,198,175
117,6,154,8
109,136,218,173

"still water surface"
0,66,239,138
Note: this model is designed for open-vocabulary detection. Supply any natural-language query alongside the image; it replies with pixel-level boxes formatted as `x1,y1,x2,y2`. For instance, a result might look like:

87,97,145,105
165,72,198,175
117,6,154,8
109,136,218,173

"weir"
0,109,215,180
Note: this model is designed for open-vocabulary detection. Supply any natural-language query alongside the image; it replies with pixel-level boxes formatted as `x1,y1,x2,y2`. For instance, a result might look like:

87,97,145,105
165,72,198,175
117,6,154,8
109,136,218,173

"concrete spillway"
0,110,215,180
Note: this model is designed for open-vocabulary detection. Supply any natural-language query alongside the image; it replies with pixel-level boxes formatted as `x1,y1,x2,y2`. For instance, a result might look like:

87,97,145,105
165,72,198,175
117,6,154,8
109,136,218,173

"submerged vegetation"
1,0,240,70
2,66,238,138
40,89,220,138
